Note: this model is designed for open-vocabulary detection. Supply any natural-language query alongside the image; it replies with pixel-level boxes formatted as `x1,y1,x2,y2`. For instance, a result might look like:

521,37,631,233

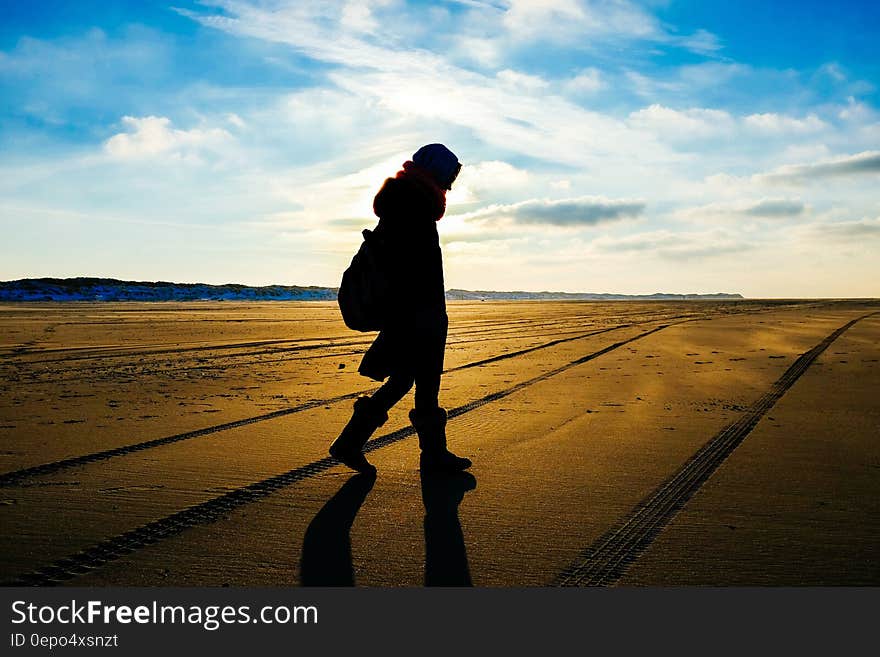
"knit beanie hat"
412,143,461,190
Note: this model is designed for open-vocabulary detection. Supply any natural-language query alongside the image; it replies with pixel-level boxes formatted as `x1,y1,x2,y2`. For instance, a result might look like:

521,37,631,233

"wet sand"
1,299,877,585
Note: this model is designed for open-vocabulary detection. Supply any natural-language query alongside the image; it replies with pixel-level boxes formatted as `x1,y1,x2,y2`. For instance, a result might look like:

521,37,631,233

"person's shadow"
299,469,477,586
421,471,477,586
299,472,376,586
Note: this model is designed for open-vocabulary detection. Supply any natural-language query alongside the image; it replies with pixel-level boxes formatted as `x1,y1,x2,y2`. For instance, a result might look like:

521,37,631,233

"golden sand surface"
0,299,877,585
619,314,880,585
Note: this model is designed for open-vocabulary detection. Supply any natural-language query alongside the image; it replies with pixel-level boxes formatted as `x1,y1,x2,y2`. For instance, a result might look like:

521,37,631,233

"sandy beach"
1,299,877,586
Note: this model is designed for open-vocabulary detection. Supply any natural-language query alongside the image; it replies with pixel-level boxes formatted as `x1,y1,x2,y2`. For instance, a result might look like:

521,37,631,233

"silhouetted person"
330,144,471,475
422,471,476,586
299,472,376,586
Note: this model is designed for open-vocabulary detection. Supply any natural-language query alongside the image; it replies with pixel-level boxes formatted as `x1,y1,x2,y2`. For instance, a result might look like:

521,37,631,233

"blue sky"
2,1,878,296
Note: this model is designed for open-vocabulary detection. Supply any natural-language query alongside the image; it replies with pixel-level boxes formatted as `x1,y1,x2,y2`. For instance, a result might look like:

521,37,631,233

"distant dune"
0,278,336,302
444,289,744,301
0,277,744,302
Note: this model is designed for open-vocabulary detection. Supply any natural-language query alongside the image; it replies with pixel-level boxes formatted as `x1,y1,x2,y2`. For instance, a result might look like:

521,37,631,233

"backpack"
337,229,390,332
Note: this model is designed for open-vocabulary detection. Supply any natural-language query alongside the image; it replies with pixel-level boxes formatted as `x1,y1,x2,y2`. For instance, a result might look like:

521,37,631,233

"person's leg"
413,309,446,411
413,370,440,411
409,312,470,472
371,372,415,412
329,372,414,474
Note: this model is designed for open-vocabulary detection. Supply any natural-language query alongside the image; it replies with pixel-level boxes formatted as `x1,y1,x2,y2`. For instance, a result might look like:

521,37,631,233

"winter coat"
358,165,449,381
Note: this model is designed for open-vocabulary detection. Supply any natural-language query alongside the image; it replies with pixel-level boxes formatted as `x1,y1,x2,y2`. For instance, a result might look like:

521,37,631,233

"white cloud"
677,198,807,222
226,113,246,128
329,67,669,170
743,199,806,217
759,150,880,183
798,217,880,242
564,67,603,94
103,116,232,160
743,112,827,133
779,143,832,163
501,0,660,42
455,160,529,195
451,35,504,68
445,159,532,209
462,195,645,226
496,68,549,92
339,0,390,33
628,104,734,140
626,63,748,101
440,227,526,245
451,0,721,60
819,62,847,83
182,1,673,171
672,28,722,54
593,229,752,260
629,106,832,144
263,149,412,232
838,96,875,122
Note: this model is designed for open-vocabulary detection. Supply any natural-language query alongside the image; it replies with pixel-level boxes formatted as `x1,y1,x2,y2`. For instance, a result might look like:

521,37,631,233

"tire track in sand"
4,310,615,363
4,323,674,585
554,311,877,587
0,318,674,487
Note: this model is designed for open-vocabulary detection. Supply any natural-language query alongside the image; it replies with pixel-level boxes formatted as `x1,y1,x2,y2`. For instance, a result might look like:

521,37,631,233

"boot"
409,407,472,473
329,397,388,474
